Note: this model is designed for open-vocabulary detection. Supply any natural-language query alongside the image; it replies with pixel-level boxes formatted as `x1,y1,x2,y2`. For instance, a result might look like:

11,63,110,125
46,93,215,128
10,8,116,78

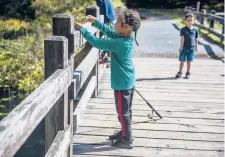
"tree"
0,0,35,19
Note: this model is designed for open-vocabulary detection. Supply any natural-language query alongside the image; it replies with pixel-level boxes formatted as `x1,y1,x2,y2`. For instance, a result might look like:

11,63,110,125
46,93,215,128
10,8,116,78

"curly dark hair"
117,9,141,46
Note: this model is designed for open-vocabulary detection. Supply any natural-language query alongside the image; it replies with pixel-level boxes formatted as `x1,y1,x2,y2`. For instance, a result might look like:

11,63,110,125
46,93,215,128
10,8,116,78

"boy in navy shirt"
175,13,198,79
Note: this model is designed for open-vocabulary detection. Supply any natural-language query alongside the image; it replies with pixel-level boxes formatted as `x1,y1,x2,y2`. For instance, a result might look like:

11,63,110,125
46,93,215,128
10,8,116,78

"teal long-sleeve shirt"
80,20,135,90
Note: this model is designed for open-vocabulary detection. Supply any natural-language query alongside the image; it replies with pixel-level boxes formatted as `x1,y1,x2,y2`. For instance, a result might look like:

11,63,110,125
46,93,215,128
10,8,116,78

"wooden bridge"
0,6,224,157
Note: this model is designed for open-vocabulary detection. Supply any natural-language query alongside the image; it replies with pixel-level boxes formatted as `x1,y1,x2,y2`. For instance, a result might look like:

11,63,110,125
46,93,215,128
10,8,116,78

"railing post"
209,10,216,29
200,9,206,25
52,14,75,157
44,36,69,153
196,1,200,13
196,1,200,20
86,6,100,98
52,14,76,59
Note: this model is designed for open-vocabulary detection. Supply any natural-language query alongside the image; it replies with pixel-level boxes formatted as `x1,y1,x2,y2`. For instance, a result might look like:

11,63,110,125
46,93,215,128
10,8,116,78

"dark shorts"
179,48,195,62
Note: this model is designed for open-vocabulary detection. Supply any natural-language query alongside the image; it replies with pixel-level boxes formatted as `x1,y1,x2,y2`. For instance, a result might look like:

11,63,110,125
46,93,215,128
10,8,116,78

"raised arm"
80,27,119,52
86,15,120,39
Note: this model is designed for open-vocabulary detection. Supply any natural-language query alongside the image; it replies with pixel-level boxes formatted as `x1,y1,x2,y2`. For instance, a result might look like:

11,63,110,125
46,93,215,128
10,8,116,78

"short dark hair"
185,12,195,19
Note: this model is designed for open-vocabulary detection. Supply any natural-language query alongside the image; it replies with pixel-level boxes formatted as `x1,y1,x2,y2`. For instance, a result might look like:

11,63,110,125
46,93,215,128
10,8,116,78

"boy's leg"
185,50,194,79
108,90,123,141
187,50,194,73
119,89,133,141
176,49,186,78
129,87,134,122
187,61,191,73
114,90,121,123
112,88,134,149
179,62,184,72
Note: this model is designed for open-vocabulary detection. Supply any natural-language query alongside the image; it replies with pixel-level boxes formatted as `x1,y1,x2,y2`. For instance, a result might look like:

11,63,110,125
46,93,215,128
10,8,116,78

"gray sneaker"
109,130,122,141
112,139,133,149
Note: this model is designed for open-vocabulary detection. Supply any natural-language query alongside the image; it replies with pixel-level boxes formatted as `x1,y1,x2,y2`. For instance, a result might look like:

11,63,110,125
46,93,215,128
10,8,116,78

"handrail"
0,5,104,157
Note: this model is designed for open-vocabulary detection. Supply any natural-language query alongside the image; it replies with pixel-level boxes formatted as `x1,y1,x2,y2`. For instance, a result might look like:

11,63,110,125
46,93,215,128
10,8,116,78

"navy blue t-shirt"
96,0,116,23
180,26,198,49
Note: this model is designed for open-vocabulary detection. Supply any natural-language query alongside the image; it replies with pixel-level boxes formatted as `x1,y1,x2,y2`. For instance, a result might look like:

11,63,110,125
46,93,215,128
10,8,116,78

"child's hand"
179,48,182,52
74,22,83,31
86,15,96,23
195,47,198,51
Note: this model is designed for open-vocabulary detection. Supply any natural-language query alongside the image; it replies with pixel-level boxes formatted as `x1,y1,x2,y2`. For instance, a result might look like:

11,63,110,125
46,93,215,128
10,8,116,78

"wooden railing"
0,5,106,157
184,4,224,41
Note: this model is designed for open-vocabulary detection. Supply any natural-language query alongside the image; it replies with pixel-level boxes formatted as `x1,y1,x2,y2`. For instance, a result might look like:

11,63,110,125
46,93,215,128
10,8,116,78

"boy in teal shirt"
74,9,141,149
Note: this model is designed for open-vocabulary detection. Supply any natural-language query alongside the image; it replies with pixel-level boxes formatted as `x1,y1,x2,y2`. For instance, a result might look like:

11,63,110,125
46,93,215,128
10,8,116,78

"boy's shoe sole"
111,139,133,149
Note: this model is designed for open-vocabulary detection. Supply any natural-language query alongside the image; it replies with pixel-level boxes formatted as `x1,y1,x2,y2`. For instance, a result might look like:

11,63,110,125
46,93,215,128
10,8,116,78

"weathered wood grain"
46,126,72,157
52,14,75,57
73,76,97,133
0,66,72,157
73,47,99,95
44,36,70,152
73,134,223,151
73,57,224,157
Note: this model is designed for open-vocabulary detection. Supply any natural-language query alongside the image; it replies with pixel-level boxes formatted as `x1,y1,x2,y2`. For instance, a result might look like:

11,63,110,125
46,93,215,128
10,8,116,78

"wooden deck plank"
83,108,224,120
89,98,224,108
81,113,224,126
73,134,224,151
98,90,223,99
86,102,224,114
73,58,224,157
77,119,224,134
98,88,224,96
75,126,224,142
73,145,224,157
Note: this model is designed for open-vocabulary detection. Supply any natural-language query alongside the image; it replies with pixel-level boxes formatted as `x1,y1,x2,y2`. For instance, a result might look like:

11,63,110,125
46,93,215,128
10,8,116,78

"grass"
199,28,225,46
0,112,7,120
204,21,223,32
176,21,185,28
146,8,184,20
0,103,7,120
112,0,124,8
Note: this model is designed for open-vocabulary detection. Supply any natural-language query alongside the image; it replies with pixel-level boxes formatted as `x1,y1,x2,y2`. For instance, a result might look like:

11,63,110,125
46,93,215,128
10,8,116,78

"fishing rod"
101,53,163,120
134,88,162,120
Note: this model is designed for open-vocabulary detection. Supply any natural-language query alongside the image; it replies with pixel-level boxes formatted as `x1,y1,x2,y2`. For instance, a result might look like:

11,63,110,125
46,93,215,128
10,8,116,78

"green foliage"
215,2,224,11
32,0,74,17
0,112,8,120
0,35,44,96
203,4,210,9
0,0,125,103
0,0,35,19
112,0,125,8
199,28,225,46
71,0,96,22
0,19,29,39
176,21,185,28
